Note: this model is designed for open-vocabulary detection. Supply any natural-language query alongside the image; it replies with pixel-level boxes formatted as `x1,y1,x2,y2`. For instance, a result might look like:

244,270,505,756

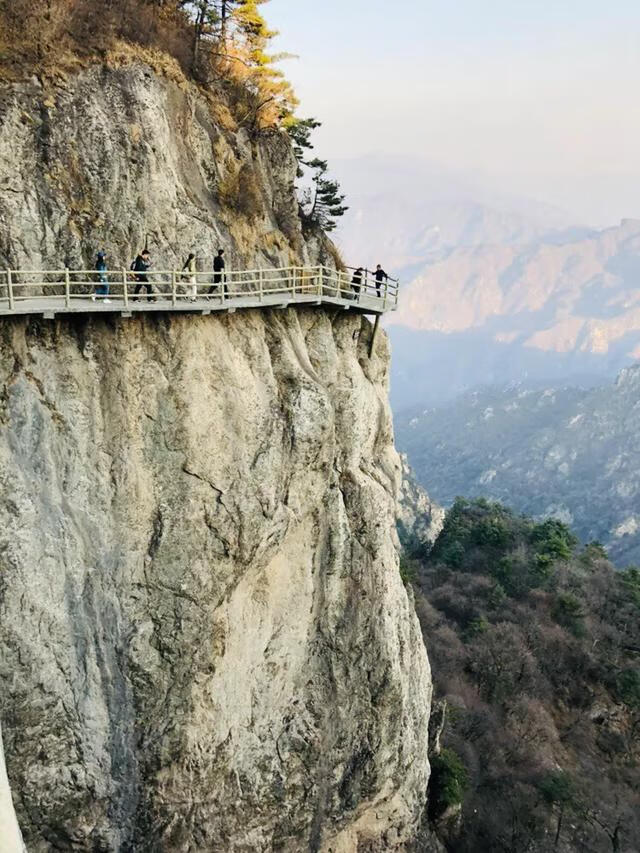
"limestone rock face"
0,61,329,270
0,308,431,851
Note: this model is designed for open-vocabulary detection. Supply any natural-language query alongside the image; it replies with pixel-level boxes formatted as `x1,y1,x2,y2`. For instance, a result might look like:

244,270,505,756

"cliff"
0,723,24,851
0,59,432,852
0,59,332,270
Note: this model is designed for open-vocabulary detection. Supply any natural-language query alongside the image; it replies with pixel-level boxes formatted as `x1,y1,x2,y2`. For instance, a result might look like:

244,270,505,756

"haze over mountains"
333,155,582,271
334,156,640,409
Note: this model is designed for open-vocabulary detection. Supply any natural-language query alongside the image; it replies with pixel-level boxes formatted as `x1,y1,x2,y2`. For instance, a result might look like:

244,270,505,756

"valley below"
396,365,640,566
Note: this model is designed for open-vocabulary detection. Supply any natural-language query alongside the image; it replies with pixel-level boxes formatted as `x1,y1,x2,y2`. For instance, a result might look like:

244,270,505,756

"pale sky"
270,0,640,225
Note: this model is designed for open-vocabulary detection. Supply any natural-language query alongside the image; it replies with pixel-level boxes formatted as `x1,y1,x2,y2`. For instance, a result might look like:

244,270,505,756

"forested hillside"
407,499,640,852
397,365,640,566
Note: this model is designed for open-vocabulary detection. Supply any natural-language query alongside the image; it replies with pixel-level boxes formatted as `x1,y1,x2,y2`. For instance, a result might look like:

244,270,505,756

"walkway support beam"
369,315,381,359
6,270,13,312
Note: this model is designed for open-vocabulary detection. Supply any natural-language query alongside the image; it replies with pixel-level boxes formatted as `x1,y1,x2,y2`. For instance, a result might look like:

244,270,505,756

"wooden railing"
0,265,399,316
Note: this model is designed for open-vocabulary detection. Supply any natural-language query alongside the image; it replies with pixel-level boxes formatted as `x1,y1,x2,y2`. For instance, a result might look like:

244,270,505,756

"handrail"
0,265,399,317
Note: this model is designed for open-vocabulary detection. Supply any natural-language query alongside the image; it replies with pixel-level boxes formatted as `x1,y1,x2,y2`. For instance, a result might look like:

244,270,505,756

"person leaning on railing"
371,264,388,298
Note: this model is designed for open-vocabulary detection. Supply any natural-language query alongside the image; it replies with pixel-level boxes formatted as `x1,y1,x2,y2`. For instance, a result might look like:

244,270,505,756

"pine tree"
184,0,296,130
287,117,321,176
302,158,348,232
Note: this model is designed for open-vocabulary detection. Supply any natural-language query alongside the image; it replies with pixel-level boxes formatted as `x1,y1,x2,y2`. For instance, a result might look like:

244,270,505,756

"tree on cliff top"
0,0,297,130
286,119,347,232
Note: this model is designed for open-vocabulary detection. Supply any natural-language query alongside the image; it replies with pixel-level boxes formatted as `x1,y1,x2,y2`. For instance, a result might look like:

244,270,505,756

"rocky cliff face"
397,456,444,549
0,722,24,852
0,58,329,270
0,309,431,852
0,58,432,852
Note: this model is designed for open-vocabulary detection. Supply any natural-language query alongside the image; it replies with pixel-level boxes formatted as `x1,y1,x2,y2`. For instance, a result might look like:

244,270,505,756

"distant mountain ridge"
332,156,640,409
333,155,580,273
387,217,640,408
396,365,640,566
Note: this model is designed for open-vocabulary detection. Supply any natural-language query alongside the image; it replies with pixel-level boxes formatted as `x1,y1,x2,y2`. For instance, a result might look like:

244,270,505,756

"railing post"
384,276,388,311
64,268,71,308
172,269,177,307
122,269,129,308
292,267,296,297
259,268,263,302
6,269,14,311
317,265,323,296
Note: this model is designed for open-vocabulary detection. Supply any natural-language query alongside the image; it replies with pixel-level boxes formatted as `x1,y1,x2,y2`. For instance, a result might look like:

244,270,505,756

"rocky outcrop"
397,455,444,550
0,56,433,851
0,307,431,851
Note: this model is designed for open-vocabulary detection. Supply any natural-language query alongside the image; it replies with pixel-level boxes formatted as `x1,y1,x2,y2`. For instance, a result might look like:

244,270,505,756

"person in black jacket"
351,267,364,297
132,250,154,301
209,249,227,296
372,264,388,298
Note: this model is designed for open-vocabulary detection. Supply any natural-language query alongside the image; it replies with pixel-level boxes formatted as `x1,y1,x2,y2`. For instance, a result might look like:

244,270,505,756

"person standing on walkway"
94,251,111,303
372,264,388,298
209,249,227,297
183,252,197,301
351,267,364,298
132,249,154,301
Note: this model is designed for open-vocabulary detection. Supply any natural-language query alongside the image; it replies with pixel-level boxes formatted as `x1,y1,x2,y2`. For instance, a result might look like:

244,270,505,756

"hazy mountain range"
333,155,581,272
395,365,640,566
334,156,640,409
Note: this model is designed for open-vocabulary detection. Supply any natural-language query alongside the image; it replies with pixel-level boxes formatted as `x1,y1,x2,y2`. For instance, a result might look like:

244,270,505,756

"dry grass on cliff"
0,1,293,136
0,0,192,78
217,162,265,224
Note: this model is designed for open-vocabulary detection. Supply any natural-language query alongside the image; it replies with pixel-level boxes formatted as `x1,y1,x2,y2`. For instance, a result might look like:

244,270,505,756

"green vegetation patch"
428,748,469,821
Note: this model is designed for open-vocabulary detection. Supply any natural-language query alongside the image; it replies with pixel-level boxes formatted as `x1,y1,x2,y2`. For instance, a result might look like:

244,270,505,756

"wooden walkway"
0,265,398,319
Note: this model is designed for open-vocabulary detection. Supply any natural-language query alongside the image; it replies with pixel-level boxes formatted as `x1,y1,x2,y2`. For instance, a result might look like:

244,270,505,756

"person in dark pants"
351,267,364,298
372,264,388,298
132,250,154,301
94,251,111,302
209,249,227,296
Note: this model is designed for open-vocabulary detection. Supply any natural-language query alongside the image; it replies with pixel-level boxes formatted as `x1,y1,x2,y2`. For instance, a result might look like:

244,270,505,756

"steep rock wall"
0,60,330,270
0,308,431,851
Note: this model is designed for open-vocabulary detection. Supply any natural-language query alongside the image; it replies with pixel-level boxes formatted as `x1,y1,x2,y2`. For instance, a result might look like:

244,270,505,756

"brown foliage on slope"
407,499,640,852
0,0,192,74
0,0,296,132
